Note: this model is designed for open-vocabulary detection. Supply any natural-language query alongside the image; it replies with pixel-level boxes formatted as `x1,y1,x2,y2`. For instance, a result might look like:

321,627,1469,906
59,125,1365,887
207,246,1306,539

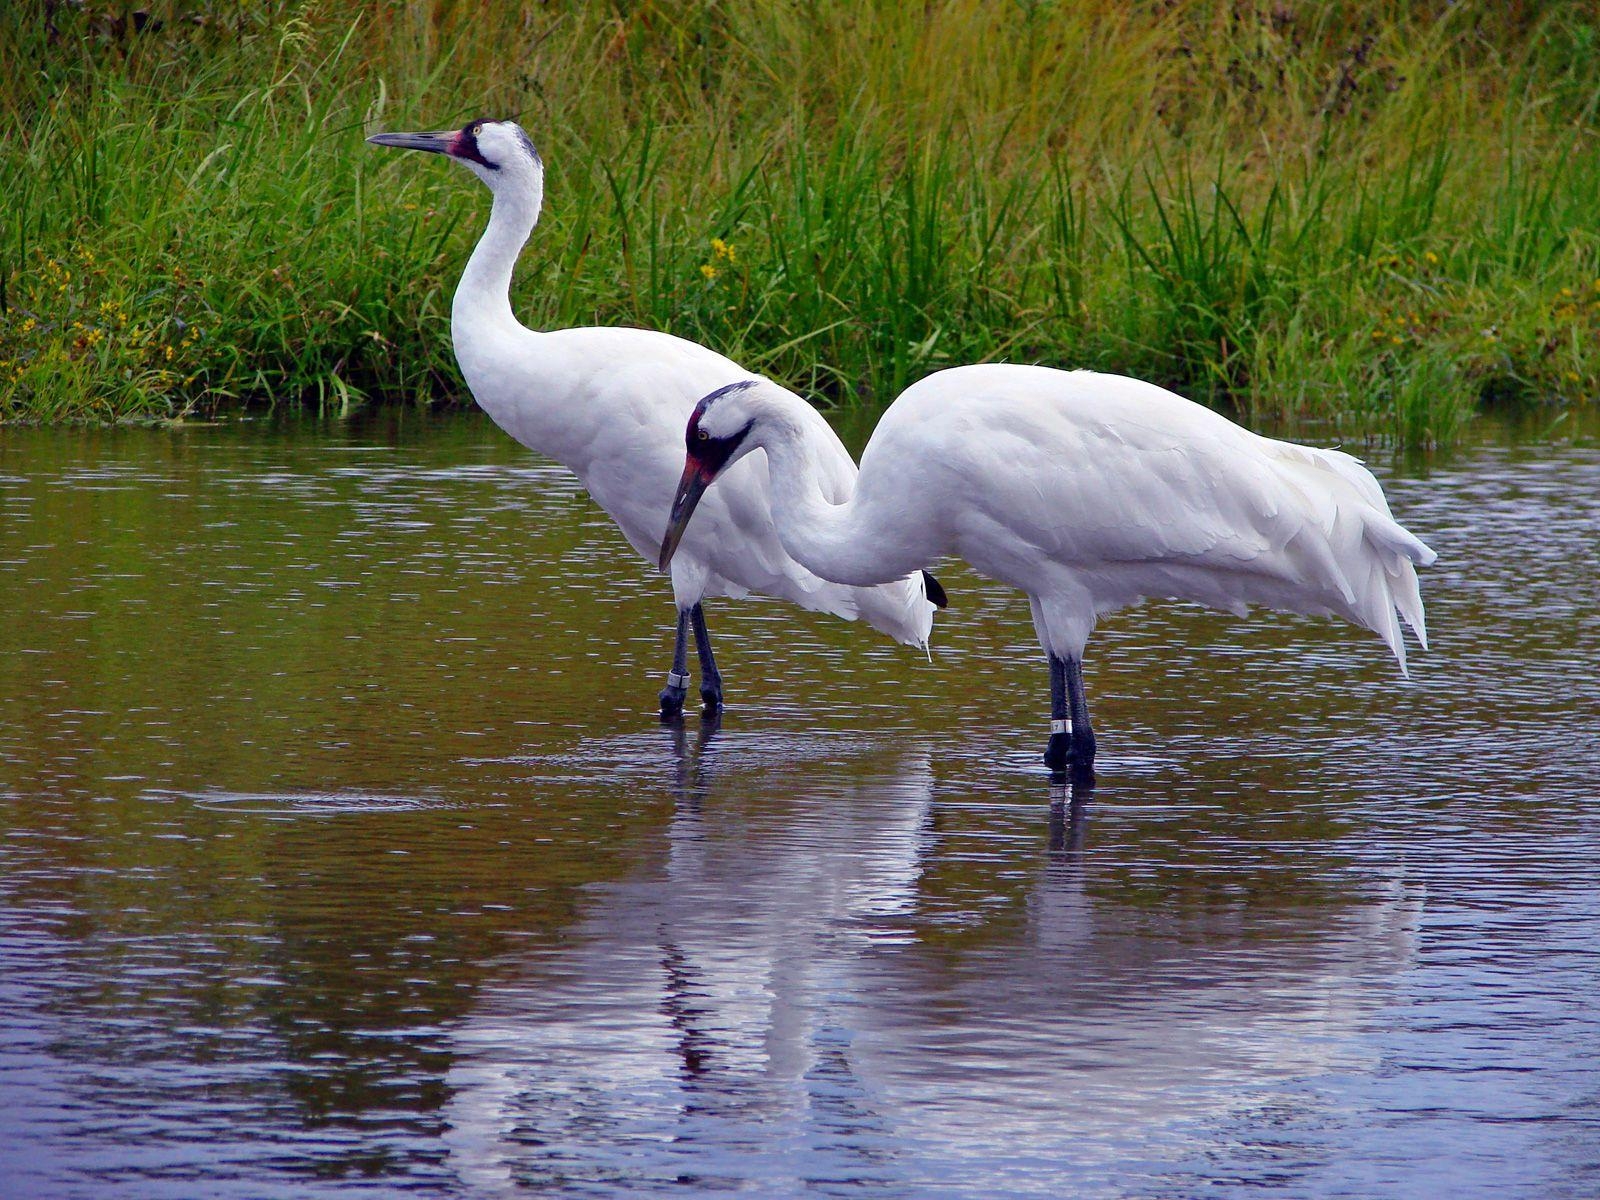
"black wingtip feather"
921,570,948,609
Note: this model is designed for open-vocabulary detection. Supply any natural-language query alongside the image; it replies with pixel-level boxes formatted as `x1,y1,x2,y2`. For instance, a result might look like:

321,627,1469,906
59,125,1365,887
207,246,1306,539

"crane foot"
659,677,689,721
1043,732,1072,772
1043,733,1095,786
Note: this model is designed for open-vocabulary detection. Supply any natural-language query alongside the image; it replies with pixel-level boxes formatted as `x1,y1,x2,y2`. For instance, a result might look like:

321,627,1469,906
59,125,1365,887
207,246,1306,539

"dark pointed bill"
365,130,457,154
658,460,712,572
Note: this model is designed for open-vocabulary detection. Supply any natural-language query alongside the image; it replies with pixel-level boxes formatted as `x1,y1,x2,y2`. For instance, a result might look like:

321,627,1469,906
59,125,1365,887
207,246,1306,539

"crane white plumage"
659,365,1437,781
366,118,941,715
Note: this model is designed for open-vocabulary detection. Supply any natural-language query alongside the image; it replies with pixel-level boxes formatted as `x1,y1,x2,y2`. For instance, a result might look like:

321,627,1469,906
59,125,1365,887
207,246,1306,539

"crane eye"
471,122,484,136
697,429,709,441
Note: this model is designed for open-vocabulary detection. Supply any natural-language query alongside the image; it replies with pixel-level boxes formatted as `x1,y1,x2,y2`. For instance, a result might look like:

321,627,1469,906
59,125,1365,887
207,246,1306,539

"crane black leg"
659,609,691,720
1064,655,1096,784
690,603,723,714
1044,655,1071,772
1043,654,1095,784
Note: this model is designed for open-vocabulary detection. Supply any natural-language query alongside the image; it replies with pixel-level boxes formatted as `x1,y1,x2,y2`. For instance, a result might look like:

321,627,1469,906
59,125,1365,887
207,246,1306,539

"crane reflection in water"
439,724,1419,1195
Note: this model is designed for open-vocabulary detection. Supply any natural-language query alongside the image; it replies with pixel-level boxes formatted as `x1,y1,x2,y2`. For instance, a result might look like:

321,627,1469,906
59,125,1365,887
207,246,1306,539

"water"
1,412,1597,1198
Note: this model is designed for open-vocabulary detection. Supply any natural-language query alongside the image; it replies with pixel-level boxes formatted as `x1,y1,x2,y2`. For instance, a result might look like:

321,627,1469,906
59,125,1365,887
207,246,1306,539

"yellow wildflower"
700,263,719,281
711,237,736,263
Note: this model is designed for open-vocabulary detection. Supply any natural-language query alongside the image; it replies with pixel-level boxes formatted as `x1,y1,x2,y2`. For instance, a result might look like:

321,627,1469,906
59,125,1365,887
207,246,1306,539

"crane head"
366,118,540,188
658,381,760,572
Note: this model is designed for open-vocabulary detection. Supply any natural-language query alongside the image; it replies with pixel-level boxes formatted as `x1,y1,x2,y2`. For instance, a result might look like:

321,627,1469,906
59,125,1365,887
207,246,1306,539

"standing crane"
659,366,1435,782
366,119,942,717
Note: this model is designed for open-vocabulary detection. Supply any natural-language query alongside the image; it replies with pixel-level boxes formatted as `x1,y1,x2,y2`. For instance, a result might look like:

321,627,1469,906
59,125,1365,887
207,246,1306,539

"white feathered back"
861,365,1435,666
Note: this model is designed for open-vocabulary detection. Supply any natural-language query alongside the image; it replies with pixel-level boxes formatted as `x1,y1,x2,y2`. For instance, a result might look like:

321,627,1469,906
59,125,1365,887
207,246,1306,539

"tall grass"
2,1,1598,443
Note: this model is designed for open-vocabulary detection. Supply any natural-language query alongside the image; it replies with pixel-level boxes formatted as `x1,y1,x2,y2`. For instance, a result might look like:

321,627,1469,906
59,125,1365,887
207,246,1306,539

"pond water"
1,410,1597,1199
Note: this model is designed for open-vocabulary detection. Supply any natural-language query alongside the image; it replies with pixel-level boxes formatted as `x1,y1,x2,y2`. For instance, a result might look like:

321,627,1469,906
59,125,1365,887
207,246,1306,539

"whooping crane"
365,118,942,717
659,366,1435,781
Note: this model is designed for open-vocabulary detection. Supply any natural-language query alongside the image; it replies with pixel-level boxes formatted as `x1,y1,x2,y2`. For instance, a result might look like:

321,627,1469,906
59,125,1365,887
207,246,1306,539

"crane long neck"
454,177,542,336
754,411,923,590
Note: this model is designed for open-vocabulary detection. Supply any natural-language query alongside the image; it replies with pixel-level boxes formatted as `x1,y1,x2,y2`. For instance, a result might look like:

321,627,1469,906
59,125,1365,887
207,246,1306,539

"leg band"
667,671,691,690
1050,718,1072,735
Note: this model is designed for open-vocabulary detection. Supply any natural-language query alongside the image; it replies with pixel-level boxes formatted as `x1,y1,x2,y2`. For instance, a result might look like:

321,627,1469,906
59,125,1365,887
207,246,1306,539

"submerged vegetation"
2,1,1598,442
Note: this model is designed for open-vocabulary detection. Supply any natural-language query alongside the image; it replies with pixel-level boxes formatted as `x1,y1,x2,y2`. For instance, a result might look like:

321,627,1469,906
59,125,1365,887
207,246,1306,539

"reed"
2,1,1596,443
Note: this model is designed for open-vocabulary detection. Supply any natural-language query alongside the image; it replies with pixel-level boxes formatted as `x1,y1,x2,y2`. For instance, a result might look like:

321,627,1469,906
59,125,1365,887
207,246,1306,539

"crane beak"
658,460,712,572
365,130,457,156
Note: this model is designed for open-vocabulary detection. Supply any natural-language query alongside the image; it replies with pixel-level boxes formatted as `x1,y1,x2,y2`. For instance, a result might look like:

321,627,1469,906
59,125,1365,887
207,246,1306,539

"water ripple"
0,417,1596,1198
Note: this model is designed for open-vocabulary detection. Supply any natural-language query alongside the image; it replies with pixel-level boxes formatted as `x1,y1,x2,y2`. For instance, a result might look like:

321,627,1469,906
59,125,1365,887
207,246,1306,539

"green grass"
2,1,1598,443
